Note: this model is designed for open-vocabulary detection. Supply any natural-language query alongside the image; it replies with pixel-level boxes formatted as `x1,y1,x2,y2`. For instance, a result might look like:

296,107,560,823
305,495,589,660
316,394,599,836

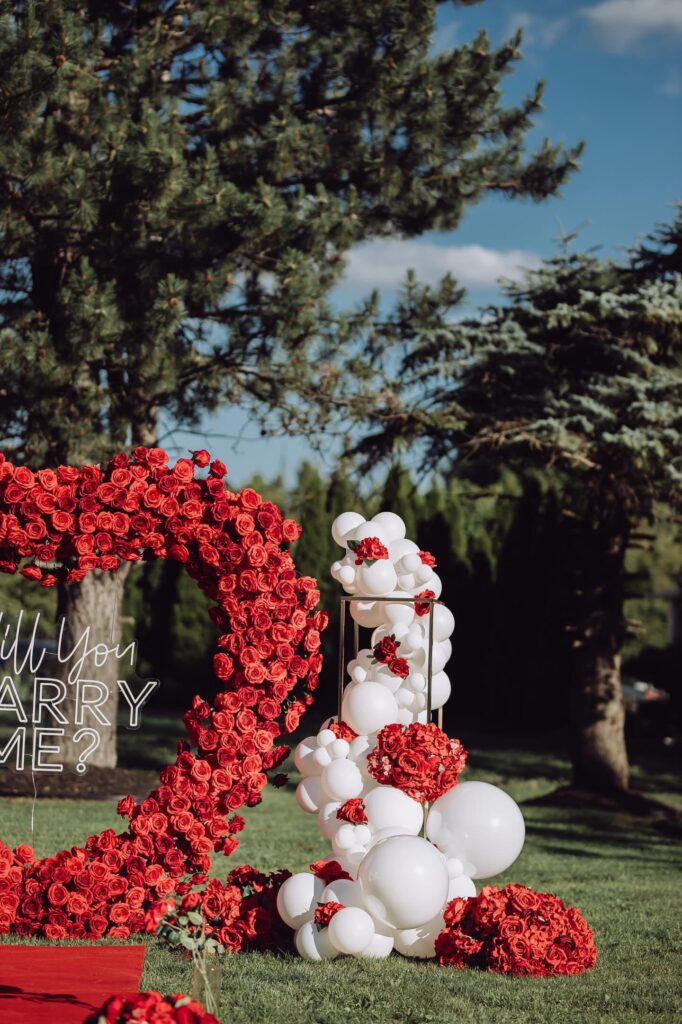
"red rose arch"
0,447,325,939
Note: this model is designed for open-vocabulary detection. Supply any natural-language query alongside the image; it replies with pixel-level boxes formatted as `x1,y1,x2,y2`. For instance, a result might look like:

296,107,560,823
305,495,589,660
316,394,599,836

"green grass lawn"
1,740,681,1024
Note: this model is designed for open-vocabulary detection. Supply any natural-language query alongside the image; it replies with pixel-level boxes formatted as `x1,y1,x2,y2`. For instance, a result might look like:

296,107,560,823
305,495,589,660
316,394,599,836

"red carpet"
0,945,146,1024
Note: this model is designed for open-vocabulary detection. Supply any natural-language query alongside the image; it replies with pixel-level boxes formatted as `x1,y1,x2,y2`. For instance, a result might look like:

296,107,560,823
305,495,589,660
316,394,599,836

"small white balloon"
277,872,325,929
349,599,386,628
296,776,323,814
371,511,406,542
358,930,394,959
397,572,416,591
430,671,451,710
321,878,366,909
393,914,444,959
446,858,464,878
350,664,368,683
388,539,419,562
333,823,358,852
409,672,426,692
330,739,351,760
433,604,455,641
349,734,374,762
313,746,332,769
363,786,423,835
321,758,364,802
341,681,398,735
353,823,372,846
448,874,477,900
328,907,375,955
338,564,356,587
426,781,525,879
395,707,415,726
318,729,337,747
331,511,366,547
414,563,434,585
295,920,340,961
358,835,449,930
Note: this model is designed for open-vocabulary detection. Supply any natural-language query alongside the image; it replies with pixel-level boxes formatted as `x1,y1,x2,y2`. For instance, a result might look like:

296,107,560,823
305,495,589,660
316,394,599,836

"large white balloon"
371,512,406,542
328,907,375,955
363,786,423,835
388,538,419,562
295,920,340,961
321,758,364,802
393,914,444,959
433,604,455,642
331,511,365,547
277,872,325,929
296,776,323,814
341,681,398,735
426,781,525,879
429,671,451,710
358,835,449,930
318,801,342,839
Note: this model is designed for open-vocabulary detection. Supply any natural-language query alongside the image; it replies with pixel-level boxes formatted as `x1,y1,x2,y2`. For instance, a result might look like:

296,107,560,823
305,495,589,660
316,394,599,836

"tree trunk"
568,514,630,793
55,565,131,769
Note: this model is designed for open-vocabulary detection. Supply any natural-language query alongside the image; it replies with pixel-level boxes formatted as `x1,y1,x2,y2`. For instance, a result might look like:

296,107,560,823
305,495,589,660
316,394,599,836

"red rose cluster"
435,885,597,976
148,866,294,954
0,447,325,939
84,990,220,1024
336,799,368,824
314,901,344,928
366,723,468,803
351,536,389,565
372,634,410,678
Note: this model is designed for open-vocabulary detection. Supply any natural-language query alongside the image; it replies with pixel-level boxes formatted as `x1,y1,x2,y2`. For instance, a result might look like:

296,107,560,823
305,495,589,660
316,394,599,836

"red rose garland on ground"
366,722,468,802
0,447,325,939
435,885,597,976
84,991,221,1024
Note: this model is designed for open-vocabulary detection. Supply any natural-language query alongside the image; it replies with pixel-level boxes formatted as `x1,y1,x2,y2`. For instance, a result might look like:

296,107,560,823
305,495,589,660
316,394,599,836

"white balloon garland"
278,509,526,961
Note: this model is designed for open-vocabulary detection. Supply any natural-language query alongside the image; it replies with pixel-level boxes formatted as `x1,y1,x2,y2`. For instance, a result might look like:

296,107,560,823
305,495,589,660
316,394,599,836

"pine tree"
353,221,682,796
0,1,579,764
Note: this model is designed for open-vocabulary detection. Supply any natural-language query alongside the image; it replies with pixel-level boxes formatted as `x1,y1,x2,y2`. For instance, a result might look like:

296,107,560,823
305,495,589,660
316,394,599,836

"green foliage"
0,0,578,465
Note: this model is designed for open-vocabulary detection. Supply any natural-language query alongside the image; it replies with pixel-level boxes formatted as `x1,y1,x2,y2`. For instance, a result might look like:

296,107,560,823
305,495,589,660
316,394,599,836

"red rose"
314,901,344,928
192,449,211,468
336,799,368,824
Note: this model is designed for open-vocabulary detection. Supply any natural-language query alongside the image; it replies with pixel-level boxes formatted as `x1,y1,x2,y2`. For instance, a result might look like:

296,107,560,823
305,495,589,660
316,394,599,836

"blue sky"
169,0,682,486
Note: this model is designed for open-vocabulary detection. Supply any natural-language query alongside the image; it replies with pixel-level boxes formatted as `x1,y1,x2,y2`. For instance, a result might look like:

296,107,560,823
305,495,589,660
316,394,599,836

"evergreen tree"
0,1,579,764
353,221,682,796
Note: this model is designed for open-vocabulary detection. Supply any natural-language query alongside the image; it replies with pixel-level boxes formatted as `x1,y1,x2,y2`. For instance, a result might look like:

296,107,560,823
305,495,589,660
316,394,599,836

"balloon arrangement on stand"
277,510,527,962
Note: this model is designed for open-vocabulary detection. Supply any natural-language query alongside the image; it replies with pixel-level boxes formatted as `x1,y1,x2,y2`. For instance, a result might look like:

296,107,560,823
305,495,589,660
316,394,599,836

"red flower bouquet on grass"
84,990,220,1023
367,722,468,803
435,884,597,976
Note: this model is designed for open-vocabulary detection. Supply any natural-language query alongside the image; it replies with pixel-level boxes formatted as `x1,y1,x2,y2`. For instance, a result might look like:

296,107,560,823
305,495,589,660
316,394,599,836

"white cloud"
583,0,682,52
343,239,540,291
505,11,570,48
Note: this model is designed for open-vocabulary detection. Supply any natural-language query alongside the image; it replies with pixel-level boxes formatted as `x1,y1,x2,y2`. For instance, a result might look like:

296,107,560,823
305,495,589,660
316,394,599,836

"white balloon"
353,824,371,846
313,746,332,769
414,563,434,585
358,835,449,930
400,553,422,574
426,781,525,879
318,728,337,747
345,845,368,868
397,573,416,591
349,599,386,628
446,858,464,878
294,736,321,776
358,930,394,958
333,823,357,853
363,786,423,835
393,914,444,959
296,776,323,813
351,521,390,547
321,758,364,802
331,511,365,547
366,826,414,850
430,671,451,710
328,907,375,955
330,739,350,760
321,879,366,909
355,560,398,597
388,539,419,562
318,801,342,839
409,672,426,692
295,920,340,961
433,604,455,642
350,664,368,683
371,511,406,542
338,564,356,587
277,872,325,929
349,734,374,762
341,681,398,735
383,596,416,629
448,874,476,900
